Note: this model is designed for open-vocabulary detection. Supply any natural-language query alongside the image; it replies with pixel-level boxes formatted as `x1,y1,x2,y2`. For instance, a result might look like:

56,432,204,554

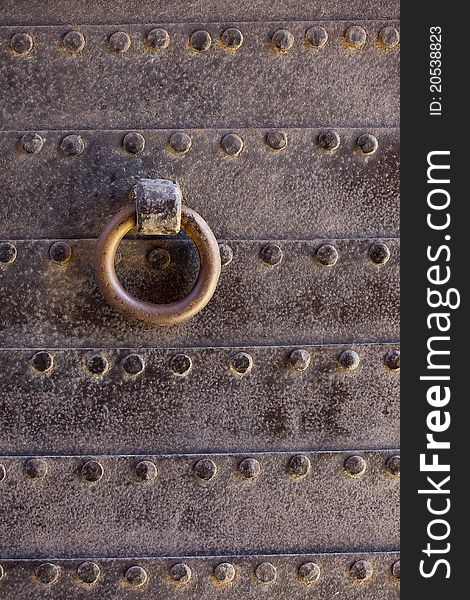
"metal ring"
94,204,221,325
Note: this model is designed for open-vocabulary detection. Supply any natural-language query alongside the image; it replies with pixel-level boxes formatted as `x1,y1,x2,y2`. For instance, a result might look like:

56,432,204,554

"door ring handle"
94,204,221,325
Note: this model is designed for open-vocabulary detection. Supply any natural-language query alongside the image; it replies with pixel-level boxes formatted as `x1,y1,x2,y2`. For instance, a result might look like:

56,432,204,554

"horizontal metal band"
0,552,400,599
0,344,399,454
0,127,399,240
0,21,398,130
0,1,400,24
0,238,399,347
0,451,399,558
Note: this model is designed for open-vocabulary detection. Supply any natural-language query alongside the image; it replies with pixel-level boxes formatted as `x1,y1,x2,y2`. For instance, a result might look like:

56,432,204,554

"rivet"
35,563,60,585
135,460,158,482
221,133,243,156
219,243,233,266
109,31,131,53
271,29,294,52
0,464,5,483
288,454,311,478
147,28,170,50
49,241,72,264
368,243,390,264
229,351,253,376
148,247,171,270
62,30,86,54
122,353,145,376
86,354,109,376
305,26,328,49
386,455,400,476
60,134,84,156
338,350,360,371
385,349,400,371
213,562,235,584
221,28,244,50
170,353,192,377
125,566,148,587
0,242,17,264
122,132,145,154
255,562,276,584
237,457,261,479
77,561,100,584
289,349,311,371
194,458,217,481
190,30,212,52
0,564,3,581
266,131,287,151
81,460,104,482
298,562,320,584
315,244,338,266
350,560,373,581
378,26,400,49
317,130,340,150
391,560,400,579
169,131,192,154
11,32,34,55
30,351,54,374
20,132,44,154
344,26,367,49
260,243,283,266
170,563,192,584
25,458,48,479
357,133,378,154
343,455,366,477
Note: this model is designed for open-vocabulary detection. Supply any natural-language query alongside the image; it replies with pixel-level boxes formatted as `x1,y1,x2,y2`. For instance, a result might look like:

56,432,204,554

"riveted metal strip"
0,344,399,454
0,128,399,240
0,451,399,557
0,238,399,347
0,0,400,25
0,21,399,130
0,552,400,600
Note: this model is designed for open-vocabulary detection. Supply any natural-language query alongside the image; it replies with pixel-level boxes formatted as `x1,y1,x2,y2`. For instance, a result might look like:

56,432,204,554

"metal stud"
122,132,145,154
49,241,72,264
288,454,311,478
219,243,234,266
30,351,54,374
25,458,48,479
135,460,158,482
271,29,294,52
298,561,320,584
190,30,212,52
344,26,367,49
289,349,311,371
221,133,243,156
0,464,6,483
81,460,104,483
169,131,192,154
385,349,400,371
213,562,235,583
260,243,283,266
255,562,277,583
378,26,400,49
11,32,34,55
146,28,170,50
391,560,400,579
350,559,373,581
317,130,340,150
305,26,328,49
86,354,109,375
0,242,17,264
266,131,288,151
148,247,171,270
315,244,339,266
343,455,367,477
121,353,145,376
35,563,60,585
170,353,192,377
194,458,217,481
229,351,253,376
237,457,261,479
170,563,192,584
62,30,86,54
60,134,84,156
221,28,244,51
125,565,148,587
338,350,360,371
77,561,100,584
20,133,43,154
386,455,400,476
109,31,131,53
368,243,390,264
357,133,379,154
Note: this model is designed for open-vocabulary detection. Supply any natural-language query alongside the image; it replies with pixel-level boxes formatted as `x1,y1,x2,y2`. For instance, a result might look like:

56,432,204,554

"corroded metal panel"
0,1,401,24
0,552,400,599
0,344,399,454
0,128,399,240
0,238,399,346
0,22,399,130
0,451,399,557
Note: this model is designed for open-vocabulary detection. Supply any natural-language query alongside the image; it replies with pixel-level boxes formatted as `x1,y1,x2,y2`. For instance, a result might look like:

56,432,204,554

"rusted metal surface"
0,238,399,346
0,344,399,454
134,178,182,236
0,552,400,600
0,1,399,595
0,22,399,130
0,451,399,557
0,128,399,240
94,204,221,325
0,1,400,24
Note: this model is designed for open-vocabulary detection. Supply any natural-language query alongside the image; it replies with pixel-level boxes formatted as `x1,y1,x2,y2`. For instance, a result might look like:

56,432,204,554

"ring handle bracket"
133,178,182,236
